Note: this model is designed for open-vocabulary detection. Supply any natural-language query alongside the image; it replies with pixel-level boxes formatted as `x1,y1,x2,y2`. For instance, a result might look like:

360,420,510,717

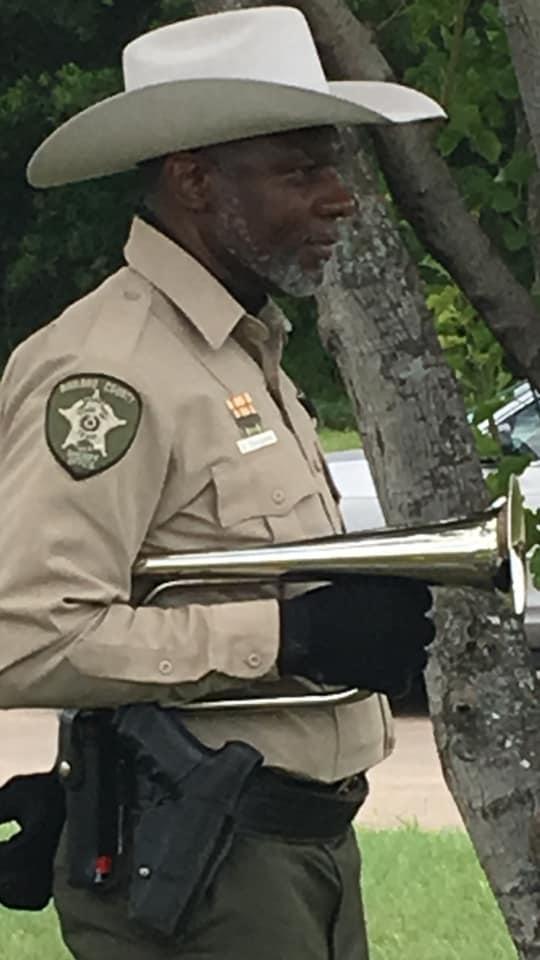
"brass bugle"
136,476,527,617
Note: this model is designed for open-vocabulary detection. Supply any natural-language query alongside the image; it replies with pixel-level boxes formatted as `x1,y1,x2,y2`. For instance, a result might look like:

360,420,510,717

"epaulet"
79,267,153,367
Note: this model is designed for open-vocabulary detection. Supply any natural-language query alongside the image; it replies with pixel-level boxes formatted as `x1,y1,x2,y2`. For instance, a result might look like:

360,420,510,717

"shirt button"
124,290,141,301
272,489,286,505
158,659,173,675
312,457,323,473
246,653,262,669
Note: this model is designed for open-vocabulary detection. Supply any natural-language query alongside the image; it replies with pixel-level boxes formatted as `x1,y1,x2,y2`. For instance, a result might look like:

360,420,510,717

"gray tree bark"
193,0,540,954
528,169,540,298
195,0,540,387
317,146,540,956
499,0,540,171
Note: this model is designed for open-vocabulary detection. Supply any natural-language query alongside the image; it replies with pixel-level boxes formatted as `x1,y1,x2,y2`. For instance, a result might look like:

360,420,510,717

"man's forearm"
0,599,279,708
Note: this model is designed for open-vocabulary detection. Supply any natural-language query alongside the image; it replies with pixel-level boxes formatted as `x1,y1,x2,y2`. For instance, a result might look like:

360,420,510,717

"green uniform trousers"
53,824,370,959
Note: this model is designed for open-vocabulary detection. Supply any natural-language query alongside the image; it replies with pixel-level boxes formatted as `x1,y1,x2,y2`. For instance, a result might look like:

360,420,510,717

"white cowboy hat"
27,6,446,189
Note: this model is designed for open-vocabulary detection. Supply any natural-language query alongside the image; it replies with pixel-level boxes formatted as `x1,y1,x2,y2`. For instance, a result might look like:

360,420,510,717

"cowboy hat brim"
27,77,446,188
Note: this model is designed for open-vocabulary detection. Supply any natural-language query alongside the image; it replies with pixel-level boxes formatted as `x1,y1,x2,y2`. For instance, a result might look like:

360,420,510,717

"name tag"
236,430,278,455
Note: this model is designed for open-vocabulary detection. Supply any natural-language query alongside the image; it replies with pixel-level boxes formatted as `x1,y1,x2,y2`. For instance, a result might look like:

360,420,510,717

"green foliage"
0,0,194,367
484,453,533,499
279,295,357,429
353,0,536,289
426,265,513,422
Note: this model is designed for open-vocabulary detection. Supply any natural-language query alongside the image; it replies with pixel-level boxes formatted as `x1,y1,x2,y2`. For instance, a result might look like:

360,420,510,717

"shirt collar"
124,216,245,350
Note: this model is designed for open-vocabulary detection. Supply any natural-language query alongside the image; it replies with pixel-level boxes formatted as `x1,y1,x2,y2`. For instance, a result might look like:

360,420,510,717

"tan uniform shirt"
0,217,393,782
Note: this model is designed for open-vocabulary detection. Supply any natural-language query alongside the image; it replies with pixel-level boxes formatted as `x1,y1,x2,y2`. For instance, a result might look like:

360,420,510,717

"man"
0,8,444,959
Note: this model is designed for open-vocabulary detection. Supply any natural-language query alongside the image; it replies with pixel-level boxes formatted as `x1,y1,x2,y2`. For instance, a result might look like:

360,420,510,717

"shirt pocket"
211,449,324,544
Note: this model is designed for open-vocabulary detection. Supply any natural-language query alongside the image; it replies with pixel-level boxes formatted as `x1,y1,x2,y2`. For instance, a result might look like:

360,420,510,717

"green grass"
359,827,517,960
0,828,517,959
0,905,70,960
318,426,361,452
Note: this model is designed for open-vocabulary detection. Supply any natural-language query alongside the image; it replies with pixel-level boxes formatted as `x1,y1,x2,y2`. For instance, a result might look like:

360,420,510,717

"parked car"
325,385,540,670
478,382,540,461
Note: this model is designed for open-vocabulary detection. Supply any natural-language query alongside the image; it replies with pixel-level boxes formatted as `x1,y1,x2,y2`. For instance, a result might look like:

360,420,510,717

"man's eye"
285,165,317,182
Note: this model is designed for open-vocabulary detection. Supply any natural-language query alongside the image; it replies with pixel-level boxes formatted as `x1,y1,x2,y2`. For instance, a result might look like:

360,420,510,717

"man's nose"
313,169,355,220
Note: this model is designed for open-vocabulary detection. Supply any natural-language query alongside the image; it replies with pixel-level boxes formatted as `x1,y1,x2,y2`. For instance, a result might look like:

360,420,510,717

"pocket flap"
211,454,319,529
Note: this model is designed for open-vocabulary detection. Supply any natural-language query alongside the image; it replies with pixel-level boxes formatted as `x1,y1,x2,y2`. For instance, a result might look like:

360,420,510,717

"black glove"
278,576,434,697
0,770,66,910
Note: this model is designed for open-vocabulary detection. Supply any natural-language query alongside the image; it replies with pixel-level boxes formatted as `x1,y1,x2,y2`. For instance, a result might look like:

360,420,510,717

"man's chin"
266,262,330,298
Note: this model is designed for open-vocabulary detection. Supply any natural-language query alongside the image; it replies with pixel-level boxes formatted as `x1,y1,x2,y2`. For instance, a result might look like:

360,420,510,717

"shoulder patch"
46,374,142,480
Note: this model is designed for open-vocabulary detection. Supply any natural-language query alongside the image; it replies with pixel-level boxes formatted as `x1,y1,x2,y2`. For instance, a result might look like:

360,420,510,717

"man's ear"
162,151,210,212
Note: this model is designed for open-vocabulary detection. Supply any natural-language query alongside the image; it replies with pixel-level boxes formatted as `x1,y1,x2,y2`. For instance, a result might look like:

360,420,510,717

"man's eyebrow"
302,134,344,162
279,148,317,164
270,142,341,168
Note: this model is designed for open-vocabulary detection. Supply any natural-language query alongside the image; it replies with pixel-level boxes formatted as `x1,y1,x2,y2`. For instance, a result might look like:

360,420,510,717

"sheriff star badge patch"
46,374,142,479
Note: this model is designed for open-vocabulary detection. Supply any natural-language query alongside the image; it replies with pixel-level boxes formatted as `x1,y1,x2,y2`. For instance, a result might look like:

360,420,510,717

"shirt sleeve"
0,352,279,709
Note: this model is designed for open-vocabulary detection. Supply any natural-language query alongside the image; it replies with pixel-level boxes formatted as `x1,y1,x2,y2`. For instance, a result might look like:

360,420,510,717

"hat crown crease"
122,7,329,94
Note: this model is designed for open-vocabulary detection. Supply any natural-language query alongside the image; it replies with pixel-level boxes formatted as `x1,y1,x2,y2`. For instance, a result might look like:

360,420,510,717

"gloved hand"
278,576,434,697
0,770,66,910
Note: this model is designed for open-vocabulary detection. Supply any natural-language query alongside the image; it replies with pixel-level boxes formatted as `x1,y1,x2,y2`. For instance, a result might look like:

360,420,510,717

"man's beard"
213,199,332,297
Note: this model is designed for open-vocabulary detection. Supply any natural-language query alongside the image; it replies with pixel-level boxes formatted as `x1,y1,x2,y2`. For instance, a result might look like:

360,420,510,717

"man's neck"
139,206,268,316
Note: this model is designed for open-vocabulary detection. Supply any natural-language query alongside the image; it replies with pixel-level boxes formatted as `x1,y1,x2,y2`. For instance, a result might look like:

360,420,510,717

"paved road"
0,710,463,829
357,716,463,829
0,709,58,785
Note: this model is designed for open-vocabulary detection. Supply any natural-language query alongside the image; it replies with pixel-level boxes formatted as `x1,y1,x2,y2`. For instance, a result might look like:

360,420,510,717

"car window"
502,400,540,458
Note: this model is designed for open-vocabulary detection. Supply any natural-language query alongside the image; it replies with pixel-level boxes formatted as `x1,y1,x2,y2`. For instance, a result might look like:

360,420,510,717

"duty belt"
233,768,368,841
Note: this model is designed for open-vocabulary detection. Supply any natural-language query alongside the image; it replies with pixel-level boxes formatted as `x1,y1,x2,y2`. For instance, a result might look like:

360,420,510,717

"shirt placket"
233,314,290,420
234,310,343,535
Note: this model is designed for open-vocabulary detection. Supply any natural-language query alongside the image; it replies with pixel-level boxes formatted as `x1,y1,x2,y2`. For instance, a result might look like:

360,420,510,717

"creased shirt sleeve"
0,353,279,709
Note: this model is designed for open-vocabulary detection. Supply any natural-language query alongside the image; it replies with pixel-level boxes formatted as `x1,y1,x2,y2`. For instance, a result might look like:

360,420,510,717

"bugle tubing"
136,476,527,617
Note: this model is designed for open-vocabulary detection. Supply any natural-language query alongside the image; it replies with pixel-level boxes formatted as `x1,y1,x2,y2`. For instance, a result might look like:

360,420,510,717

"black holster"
60,703,262,937
116,704,262,936
59,709,123,890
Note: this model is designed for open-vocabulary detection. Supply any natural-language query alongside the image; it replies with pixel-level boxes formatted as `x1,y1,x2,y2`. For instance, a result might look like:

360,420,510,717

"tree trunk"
499,0,540,171
320,147,484,522
194,1,540,953
317,145,540,956
426,594,540,958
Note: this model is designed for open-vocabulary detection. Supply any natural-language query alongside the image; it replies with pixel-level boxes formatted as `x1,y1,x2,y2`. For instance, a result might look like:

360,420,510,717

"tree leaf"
503,150,538,186
491,185,519,213
471,129,502,163
501,221,529,252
